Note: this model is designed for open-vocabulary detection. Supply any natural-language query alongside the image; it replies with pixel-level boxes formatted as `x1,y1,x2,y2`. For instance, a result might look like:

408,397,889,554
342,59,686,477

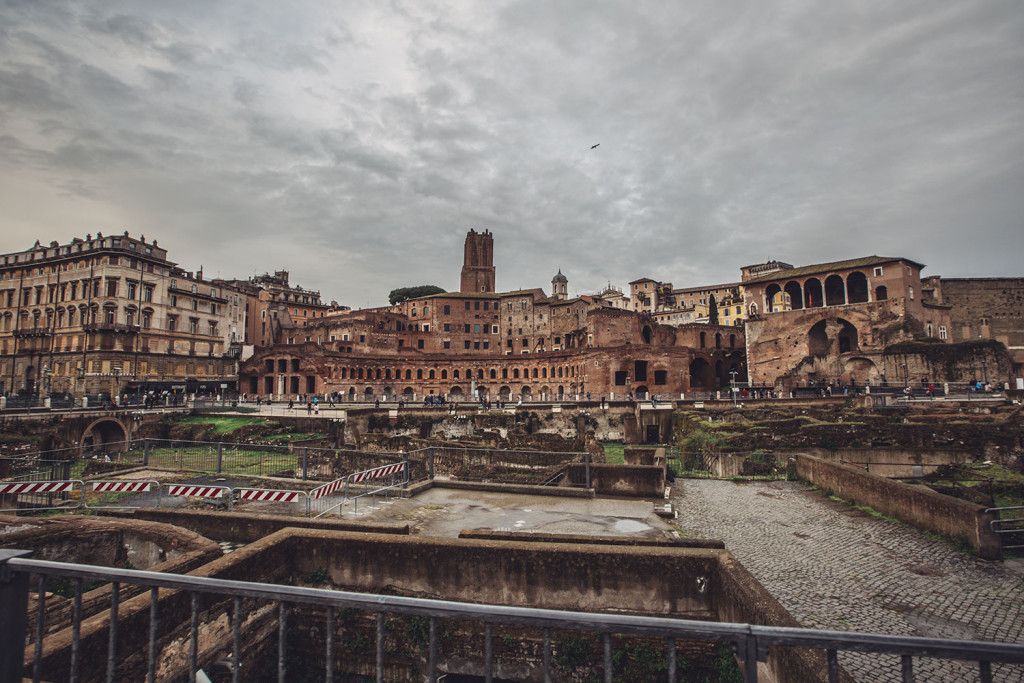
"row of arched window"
324,363,584,382
0,304,155,331
762,271,882,313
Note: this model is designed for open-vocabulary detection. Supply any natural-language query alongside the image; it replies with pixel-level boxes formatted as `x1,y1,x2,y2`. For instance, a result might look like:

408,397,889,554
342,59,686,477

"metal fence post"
585,451,591,489
428,447,435,480
143,439,150,466
217,443,223,473
302,449,309,481
402,451,409,489
0,549,32,683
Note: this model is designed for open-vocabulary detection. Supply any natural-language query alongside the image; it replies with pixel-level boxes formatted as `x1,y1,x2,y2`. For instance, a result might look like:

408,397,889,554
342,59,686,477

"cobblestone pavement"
670,479,1024,683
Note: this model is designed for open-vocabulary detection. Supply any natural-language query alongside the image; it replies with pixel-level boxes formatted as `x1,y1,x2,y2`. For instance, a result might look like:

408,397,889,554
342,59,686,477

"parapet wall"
795,454,1000,559
564,463,665,497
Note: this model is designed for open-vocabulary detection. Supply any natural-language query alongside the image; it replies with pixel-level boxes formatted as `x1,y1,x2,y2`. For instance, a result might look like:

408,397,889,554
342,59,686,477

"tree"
708,294,719,325
388,285,446,305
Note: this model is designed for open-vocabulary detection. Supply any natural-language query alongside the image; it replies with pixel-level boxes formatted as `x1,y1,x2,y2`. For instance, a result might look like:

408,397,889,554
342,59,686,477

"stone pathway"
670,478,1024,683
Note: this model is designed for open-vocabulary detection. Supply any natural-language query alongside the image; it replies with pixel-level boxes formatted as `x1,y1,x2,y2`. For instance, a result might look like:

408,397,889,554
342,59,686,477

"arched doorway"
689,358,713,390
449,386,464,398
843,357,879,384
784,281,803,310
809,320,829,356
634,385,649,399
641,326,653,344
847,272,869,303
539,385,550,400
402,387,414,398
363,387,374,400
499,386,511,400
804,278,824,308
824,275,846,306
81,418,129,452
875,285,888,301
766,284,782,312
520,386,532,401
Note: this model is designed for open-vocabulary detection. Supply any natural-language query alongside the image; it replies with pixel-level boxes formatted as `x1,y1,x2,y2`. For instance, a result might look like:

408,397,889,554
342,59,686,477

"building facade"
239,231,745,401
742,256,954,388
0,233,244,400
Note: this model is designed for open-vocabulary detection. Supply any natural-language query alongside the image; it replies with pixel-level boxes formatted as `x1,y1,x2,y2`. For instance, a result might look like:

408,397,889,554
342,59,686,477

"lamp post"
730,369,738,407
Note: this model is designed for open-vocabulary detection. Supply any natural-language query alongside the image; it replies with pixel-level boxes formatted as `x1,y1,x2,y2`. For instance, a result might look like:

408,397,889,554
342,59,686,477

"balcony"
83,322,140,334
11,327,53,338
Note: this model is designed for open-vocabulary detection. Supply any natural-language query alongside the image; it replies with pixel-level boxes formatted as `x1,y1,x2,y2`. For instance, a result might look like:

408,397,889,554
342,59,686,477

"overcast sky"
1,1,1022,307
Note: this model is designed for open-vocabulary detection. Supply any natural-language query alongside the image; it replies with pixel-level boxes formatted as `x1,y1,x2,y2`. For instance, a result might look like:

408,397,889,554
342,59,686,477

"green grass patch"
602,441,625,464
145,446,296,476
265,432,329,442
173,416,269,434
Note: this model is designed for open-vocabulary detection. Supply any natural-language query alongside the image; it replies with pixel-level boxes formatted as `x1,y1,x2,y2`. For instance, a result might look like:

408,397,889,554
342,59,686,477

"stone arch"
843,357,879,383
689,358,713,390
363,387,374,398
80,417,129,451
634,385,649,399
539,385,551,399
641,325,653,344
875,285,888,301
804,278,823,308
808,320,830,356
521,386,532,400
402,387,414,396
499,385,511,399
784,281,803,310
348,386,356,399
449,386,464,396
824,274,846,306
847,271,869,303
765,284,782,312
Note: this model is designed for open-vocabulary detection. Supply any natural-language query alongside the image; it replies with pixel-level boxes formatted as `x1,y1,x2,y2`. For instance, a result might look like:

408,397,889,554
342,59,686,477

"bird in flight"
591,143,600,149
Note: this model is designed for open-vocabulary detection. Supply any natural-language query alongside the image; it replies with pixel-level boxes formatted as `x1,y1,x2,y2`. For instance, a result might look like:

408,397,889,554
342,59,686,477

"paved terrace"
670,478,1024,683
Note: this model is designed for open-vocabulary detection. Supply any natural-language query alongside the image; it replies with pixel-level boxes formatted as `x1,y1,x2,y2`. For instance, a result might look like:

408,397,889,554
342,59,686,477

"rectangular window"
483,302,489,310
190,319,198,335
443,305,450,315
654,370,667,385
464,340,471,349
127,281,137,299
482,341,489,349
474,301,480,310
443,323,451,332
939,326,947,340
417,339,424,349
474,341,480,350
464,324,471,333
492,325,498,334
106,279,118,297
143,285,153,302
874,267,883,276
614,370,627,386
191,300,198,311
422,324,429,332
167,317,177,332
443,341,450,349
474,324,481,333
209,322,217,336
465,301,470,310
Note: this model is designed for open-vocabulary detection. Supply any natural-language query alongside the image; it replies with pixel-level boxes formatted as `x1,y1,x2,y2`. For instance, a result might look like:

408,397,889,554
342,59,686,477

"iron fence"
2,551,1022,683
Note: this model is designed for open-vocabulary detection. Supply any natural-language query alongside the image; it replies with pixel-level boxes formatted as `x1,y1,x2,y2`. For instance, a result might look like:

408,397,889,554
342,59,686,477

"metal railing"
987,506,1024,553
2,551,1022,683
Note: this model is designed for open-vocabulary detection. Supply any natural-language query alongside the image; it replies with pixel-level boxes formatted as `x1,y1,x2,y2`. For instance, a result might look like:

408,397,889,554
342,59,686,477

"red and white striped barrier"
164,484,228,499
350,462,405,483
0,480,75,495
310,478,345,500
236,488,304,503
91,481,153,493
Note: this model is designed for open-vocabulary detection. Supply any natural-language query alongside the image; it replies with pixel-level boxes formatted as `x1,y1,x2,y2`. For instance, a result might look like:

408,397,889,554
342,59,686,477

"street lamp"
111,366,122,406
729,369,738,407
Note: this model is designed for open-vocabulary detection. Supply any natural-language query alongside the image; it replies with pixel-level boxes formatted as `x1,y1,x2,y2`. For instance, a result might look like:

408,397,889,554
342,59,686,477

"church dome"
552,269,568,283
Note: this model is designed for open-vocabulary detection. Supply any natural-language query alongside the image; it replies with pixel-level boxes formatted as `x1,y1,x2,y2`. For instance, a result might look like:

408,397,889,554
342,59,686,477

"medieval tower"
460,229,495,293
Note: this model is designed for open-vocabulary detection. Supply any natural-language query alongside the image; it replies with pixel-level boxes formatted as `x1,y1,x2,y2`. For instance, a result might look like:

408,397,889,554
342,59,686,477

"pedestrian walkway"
671,478,1024,683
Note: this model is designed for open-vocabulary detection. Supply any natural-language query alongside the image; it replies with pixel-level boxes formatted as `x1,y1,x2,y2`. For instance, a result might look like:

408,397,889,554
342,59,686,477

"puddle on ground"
614,519,651,533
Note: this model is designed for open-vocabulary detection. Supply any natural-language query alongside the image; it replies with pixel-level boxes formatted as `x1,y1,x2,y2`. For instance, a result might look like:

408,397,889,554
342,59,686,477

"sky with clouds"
1,1,1022,307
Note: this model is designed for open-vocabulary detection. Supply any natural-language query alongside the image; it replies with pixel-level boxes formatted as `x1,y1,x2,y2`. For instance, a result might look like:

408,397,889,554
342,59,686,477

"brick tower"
460,229,495,293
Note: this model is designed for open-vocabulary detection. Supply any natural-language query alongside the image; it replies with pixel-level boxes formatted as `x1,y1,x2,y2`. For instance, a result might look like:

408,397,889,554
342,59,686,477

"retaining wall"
795,454,1001,559
564,463,665,497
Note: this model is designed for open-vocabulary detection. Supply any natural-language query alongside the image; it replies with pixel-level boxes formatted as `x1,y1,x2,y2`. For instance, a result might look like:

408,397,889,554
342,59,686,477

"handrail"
4,554,1023,683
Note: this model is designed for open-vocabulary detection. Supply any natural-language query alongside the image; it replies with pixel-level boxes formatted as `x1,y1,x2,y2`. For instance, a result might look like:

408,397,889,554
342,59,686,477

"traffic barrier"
0,480,75,495
163,484,229,499
91,481,154,493
236,488,305,503
350,462,405,483
310,478,345,500
0,479,83,514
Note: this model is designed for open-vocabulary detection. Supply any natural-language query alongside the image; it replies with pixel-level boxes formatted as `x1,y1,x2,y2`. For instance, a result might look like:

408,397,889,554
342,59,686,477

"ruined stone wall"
794,454,1001,559
926,277,1024,346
